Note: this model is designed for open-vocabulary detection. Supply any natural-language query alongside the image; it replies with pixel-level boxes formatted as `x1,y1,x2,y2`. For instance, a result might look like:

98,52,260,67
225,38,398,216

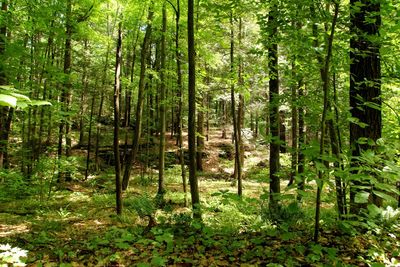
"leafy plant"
0,243,28,267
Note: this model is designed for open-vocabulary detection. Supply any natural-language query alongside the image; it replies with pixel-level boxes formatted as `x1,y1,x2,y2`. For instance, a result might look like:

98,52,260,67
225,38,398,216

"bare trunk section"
114,22,123,215
158,4,167,200
196,95,205,172
268,4,280,208
288,60,298,187
188,0,201,218
0,1,9,169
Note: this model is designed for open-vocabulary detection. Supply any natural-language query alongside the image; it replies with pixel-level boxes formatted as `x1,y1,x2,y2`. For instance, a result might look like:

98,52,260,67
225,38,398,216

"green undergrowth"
1,177,400,266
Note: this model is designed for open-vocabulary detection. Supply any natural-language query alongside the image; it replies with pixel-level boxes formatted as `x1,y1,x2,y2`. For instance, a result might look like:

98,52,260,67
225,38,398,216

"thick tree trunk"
268,5,280,208
349,0,382,212
188,0,201,218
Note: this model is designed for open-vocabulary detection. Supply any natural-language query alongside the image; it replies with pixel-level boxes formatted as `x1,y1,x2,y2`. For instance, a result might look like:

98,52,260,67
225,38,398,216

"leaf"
355,191,370,203
30,100,52,106
367,204,381,217
0,85,15,91
151,255,166,266
0,94,17,107
10,93,31,102
372,190,398,203
16,101,29,109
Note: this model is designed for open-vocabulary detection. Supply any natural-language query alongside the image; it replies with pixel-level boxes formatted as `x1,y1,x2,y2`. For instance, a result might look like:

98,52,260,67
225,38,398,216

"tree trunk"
171,0,188,206
0,0,9,169
85,91,96,180
268,4,280,208
188,0,201,218
158,4,167,200
289,60,298,187
196,95,205,172
114,22,123,215
122,3,154,190
297,81,305,199
58,0,73,182
314,2,339,243
349,0,382,213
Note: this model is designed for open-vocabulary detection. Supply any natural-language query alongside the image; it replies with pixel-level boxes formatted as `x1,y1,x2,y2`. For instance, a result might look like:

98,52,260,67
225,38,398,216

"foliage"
0,244,28,267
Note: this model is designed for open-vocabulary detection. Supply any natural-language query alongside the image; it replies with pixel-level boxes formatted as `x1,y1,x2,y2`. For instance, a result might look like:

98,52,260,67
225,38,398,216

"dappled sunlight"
0,223,30,238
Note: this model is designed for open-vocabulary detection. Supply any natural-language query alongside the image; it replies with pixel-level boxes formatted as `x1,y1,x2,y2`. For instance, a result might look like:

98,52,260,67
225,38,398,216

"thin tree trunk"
58,0,73,182
122,3,154,190
0,0,9,169
114,22,123,215
288,60,298,187
85,90,96,180
196,95,205,171
169,0,188,206
297,81,305,199
230,13,242,196
314,2,339,243
158,4,167,200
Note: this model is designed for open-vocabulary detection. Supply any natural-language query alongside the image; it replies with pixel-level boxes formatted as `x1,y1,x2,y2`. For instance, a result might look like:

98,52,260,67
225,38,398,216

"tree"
157,3,167,200
122,2,154,190
349,0,382,212
230,11,242,197
188,0,201,218
114,22,123,215
268,3,280,208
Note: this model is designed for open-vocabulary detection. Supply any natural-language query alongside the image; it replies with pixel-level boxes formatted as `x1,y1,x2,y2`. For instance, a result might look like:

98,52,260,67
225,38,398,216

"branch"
165,0,178,16
77,4,94,23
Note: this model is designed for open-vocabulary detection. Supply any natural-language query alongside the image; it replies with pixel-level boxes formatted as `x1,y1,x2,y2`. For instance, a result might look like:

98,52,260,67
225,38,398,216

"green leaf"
16,101,29,109
355,191,370,203
367,204,381,217
30,100,52,106
0,94,17,107
10,93,31,102
0,85,14,91
372,190,398,203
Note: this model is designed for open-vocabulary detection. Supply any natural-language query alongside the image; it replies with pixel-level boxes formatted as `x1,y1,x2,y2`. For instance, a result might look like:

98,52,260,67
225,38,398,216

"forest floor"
1,128,400,266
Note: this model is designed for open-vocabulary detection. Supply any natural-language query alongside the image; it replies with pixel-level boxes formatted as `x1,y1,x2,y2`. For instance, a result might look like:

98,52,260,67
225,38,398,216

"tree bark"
0,0,9,169
188,0,201,218
196,95,205,172
289,60,298,187
349,0,382,212
268,4,280,208
158,4,167,199
114,22,123,215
